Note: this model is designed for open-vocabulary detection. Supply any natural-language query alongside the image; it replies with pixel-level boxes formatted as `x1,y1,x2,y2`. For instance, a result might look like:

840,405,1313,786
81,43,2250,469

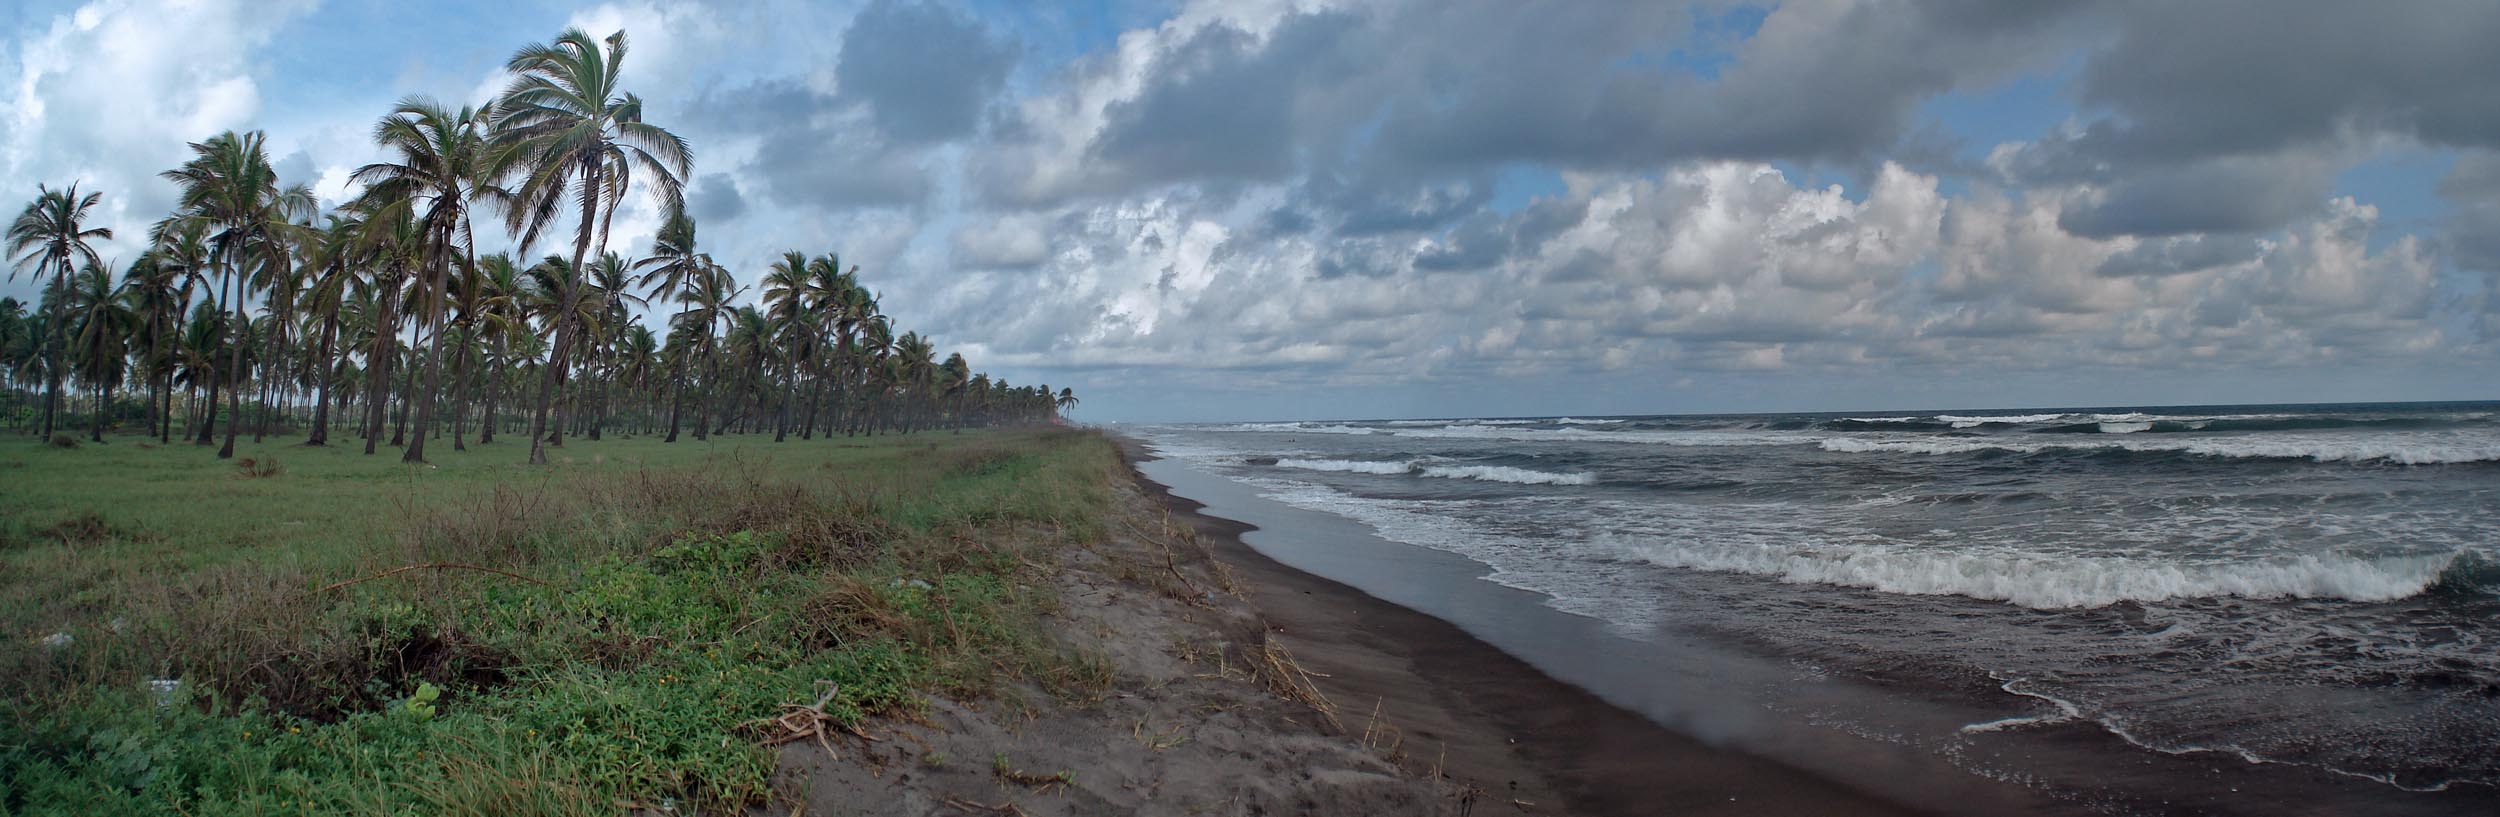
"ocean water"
1136,402,2500,807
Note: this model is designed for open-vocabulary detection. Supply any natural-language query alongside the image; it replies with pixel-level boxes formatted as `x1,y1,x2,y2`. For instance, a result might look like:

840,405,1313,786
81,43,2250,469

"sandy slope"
763,460,1460,816
762,435,1924,816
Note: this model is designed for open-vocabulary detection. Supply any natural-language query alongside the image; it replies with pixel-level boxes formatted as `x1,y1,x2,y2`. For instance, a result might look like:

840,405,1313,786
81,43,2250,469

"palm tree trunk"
693,339,719,441
38,270,67,440
549,361,570,447
772,358,793,442
663,346,687,442
451,329,476,452
217,250,247,459
479,353,501,444
801,368,825,440
308,311,338,445
586,353,607,441
391,342,418,446
252,360,274,442
526,166,601,465
158,371,174,444
147,372,163,440
405,238,454,463
362,287,398,456
90,381,112,443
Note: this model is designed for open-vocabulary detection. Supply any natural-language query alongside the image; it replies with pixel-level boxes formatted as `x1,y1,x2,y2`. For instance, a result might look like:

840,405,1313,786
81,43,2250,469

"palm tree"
469,253,526,444
297,212,369,446
0,297,26,397
890,332,935,432
354,98,500,462
679,258,740,440
161,131,312,458
67,260,134,442
616,323,659,431
146,218,213,442
7,182,113,440
120,252,188,440
762,251,815,442
722,305,773,433
492,27,691,464
1056,387,1078,418
632,206,708,442
578,251,639,440
241,211,312,443
351,207,421,455
799,253,862,440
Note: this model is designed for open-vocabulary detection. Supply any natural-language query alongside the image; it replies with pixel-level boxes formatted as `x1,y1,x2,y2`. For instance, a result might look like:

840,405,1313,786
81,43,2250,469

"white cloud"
1,0,320,273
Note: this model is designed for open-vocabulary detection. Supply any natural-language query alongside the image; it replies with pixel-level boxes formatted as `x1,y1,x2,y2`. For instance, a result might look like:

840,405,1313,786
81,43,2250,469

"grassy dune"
0,429,1119,815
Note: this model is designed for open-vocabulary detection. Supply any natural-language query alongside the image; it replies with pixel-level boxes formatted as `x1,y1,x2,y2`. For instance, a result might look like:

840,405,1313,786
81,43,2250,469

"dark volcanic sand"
1116,435,1936,817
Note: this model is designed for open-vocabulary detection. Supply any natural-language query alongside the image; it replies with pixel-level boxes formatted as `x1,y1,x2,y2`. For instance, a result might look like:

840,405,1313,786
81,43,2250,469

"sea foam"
1609,538,2471,609
1817,435,2500,464
1272,458,1594,485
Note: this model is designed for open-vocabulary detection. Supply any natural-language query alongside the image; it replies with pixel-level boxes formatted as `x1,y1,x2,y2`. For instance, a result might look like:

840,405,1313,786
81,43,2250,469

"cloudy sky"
5,0,2497,422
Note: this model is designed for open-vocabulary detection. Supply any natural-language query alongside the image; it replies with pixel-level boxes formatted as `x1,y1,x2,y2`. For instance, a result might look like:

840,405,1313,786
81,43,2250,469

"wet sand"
1115,435,1935,817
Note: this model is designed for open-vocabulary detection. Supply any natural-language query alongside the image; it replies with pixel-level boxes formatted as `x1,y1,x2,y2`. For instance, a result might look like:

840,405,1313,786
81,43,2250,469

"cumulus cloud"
951,213,1056,269
4,0,2494,419
1,0,322,268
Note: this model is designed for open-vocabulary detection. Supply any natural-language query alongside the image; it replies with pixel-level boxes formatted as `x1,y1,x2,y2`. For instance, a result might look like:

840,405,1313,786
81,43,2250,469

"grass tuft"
233,455,283,479
0,428,1125,816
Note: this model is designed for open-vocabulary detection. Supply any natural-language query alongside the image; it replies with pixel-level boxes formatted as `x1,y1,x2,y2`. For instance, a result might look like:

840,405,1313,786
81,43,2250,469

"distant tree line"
3,28,1077,459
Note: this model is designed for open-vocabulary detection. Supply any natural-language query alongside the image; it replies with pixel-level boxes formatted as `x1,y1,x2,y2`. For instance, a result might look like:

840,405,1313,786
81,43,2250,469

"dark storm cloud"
691,79,930,209
1412,214,1511,272
834,0,1017,144
1316,173,1496,237
2070,1,2500,162
1089,13,1357,188
686,172,747,223
2095,234,2260,278
2056,154,2340,239
1990,1,2500,238
984,0,2082,230
2440,153,2500,273
987,0,2500,244
1364,0,2082,175
1410,198,1587,272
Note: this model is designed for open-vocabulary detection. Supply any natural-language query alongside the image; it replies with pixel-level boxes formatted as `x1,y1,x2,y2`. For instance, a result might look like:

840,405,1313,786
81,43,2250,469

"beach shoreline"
1111,432,1932,817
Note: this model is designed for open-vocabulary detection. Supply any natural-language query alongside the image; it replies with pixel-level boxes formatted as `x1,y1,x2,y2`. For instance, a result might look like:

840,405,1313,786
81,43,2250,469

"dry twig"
744,681,847,760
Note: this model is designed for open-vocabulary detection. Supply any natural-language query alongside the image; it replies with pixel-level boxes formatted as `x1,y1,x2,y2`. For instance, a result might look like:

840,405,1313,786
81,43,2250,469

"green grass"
0,428,1122,815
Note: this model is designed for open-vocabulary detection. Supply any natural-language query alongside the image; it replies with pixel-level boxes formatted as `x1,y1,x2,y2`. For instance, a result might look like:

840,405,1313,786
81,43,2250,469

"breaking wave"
1608,538,2486,609
1816,436,2500,465
1273,458,1595,486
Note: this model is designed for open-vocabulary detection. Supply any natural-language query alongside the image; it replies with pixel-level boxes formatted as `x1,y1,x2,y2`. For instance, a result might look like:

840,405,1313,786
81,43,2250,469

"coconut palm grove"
2,28,1077,461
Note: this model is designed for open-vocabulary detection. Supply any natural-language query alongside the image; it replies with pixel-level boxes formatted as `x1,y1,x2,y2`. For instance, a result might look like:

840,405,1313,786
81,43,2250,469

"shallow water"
1136,401,2500,813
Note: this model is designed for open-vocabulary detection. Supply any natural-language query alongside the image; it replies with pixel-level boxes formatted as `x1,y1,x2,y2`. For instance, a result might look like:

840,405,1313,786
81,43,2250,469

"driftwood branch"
312,562,562,595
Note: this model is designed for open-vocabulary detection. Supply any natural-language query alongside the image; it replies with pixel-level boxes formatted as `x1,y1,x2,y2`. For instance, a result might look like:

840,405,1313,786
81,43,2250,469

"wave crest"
1611,538,2478,609
1272,458,1594,485
1818,436,2500,465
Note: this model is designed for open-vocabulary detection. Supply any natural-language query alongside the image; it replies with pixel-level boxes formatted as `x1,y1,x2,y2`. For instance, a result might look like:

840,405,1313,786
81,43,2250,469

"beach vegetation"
0,429,1123,815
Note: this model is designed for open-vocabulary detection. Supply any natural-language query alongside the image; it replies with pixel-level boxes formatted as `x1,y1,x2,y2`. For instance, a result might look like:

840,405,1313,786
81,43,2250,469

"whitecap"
1606,536,2469,609
1935,413,2071,428
1271,458,1593,485
1817,434,2500,465
1416,464,1596,485
1274,458,1414,475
